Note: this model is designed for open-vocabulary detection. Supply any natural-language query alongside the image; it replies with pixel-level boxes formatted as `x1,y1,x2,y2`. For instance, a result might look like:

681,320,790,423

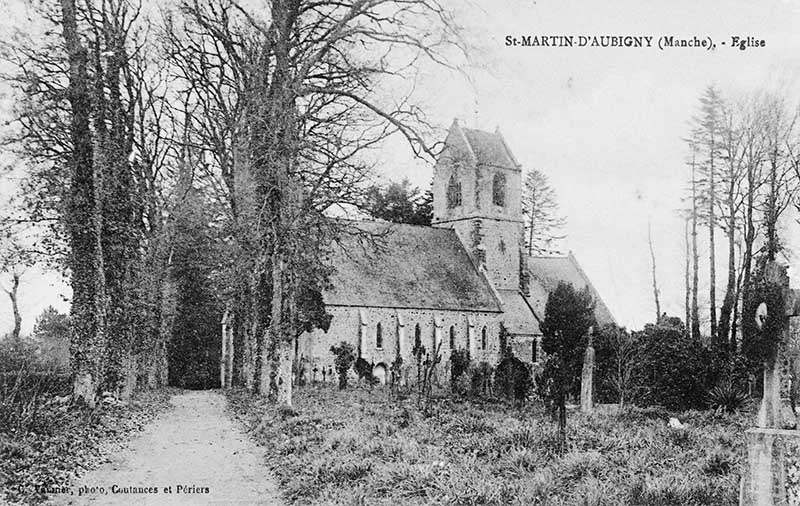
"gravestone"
740,262,800,506
581,329,595,414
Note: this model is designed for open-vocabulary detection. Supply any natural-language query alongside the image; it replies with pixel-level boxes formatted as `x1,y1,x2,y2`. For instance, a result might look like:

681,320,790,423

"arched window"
481,326,487,350
532,337,538,363
446,174,462,209
414,324,421,352
376,323,383,349
449,326,456,349
492,172,506,207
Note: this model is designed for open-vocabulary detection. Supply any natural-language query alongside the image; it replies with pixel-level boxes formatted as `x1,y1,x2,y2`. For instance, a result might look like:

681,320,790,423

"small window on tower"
493,173,506,207
481,326,487,350
447,174,462,209
449,326,456,349
499,239,506,253
376,323,383,349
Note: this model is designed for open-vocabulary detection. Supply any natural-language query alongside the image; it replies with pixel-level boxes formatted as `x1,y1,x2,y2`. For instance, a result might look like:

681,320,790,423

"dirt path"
49,390,283,506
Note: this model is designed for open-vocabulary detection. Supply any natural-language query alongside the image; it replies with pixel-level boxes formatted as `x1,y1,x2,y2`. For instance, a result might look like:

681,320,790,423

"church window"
449,326,456,349
414,324,421,352
492,173,506,207
446,174,462,209
481,327,487,350
532,338,538,363
376,323,383,349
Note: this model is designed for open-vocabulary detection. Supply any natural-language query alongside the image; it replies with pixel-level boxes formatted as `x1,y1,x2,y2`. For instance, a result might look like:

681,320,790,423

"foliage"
540,282,597,396
228,384,750,506
594,324,640,406
31,306,71,371
634,321,714,410
539,282,596,439
705,379,750,414
168,191,223,390
495,354,532,405
364,179,433,226
741,258,787,365
354,357,375,384
449,349,470,394
330,342,356,390
470,362,494,397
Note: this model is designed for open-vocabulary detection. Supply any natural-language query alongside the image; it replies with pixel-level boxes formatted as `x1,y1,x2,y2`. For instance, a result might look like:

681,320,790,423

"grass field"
228,384,753,506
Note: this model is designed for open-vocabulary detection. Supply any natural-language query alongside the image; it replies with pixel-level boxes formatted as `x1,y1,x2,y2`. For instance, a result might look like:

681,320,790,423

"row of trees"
682,85,800,352
0,0,473,408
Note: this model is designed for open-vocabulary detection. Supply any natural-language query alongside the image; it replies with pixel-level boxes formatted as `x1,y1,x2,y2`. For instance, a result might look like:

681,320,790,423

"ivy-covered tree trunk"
61,0,107,408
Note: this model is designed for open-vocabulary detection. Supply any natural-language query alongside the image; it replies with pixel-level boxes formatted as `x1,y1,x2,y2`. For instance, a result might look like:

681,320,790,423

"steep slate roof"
526,252,616,326
459,126,520,170
325,220,502,312
498,289,540,336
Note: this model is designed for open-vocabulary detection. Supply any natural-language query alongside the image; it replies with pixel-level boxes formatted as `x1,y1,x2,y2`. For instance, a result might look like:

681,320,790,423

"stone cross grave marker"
740,262,800,506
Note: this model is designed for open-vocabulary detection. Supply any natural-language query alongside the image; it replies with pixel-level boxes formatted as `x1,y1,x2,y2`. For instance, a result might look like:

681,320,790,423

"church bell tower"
432,120,524,292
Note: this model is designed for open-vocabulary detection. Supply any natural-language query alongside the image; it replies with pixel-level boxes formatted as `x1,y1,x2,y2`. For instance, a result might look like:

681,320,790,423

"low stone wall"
740,428,800,506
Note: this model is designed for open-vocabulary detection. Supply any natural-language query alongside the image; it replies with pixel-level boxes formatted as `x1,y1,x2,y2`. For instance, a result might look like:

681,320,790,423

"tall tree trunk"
740,150,757,354
684,218,691,331
691,149,701,340
5,272,22,341
709,145,717,342
718,181,737,353
527,196,535,256
61,0,106,408
648,222,661,322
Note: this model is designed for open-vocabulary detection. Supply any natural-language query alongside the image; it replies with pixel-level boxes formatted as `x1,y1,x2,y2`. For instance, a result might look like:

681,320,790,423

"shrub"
354,357,375,384
706,379,749,414
329,342,356,389
470,362,493,396
495,354,532,405
634,322,713,410
450,348,470,393
0,338,70,434
702,447,735,476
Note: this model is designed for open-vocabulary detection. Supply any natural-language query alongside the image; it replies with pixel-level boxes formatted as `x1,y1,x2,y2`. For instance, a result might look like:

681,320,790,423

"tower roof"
447,120,520,171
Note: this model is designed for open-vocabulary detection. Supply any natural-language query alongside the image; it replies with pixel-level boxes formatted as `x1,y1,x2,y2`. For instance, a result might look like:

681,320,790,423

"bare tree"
603,326,638,409
647,221,660,322
0,248,27,340
164,0,469,407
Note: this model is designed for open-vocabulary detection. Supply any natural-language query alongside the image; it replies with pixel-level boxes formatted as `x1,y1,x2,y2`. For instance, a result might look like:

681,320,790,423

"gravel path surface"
48,390,283,506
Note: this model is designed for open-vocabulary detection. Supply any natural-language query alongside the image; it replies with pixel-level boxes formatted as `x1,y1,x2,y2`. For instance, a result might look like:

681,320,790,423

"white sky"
3,0,800,334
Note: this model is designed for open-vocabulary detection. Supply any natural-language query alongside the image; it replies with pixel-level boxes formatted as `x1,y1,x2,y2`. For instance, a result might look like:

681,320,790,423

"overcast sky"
3,0,800,334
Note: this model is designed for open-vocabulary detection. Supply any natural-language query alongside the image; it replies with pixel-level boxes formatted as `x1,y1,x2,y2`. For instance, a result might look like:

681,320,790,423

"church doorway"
373,363,387,385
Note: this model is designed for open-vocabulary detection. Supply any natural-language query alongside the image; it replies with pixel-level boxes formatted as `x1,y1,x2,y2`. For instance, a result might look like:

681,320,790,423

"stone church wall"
296,306,503,384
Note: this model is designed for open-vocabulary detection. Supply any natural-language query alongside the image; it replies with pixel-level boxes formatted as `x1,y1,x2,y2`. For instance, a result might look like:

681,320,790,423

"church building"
295,120,615,384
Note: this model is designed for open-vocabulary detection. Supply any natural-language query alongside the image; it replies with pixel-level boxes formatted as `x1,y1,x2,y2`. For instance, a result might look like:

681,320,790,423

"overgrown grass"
229,384,752,506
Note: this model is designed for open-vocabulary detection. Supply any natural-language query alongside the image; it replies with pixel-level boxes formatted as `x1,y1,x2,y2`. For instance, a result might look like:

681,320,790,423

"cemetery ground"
229,383,753,506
